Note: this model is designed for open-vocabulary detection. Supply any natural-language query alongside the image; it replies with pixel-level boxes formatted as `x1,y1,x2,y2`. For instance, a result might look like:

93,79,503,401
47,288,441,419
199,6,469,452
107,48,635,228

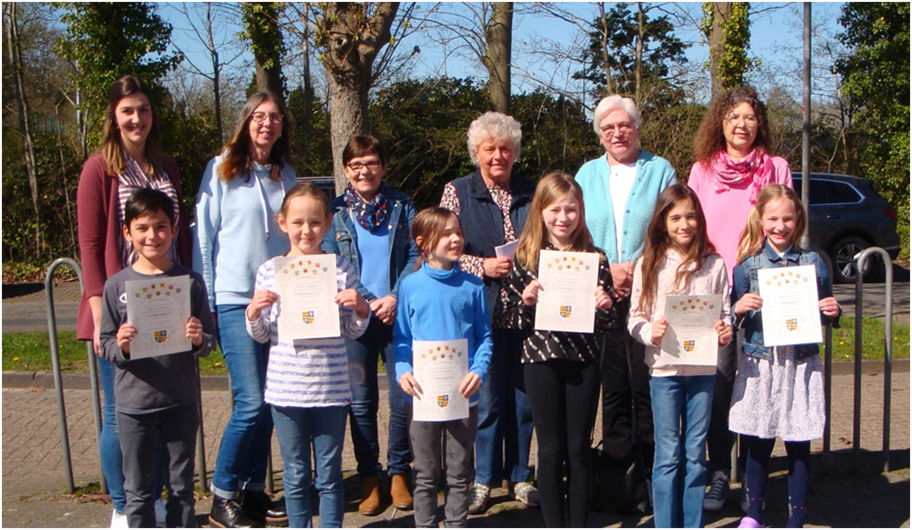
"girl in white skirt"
729,184,840,528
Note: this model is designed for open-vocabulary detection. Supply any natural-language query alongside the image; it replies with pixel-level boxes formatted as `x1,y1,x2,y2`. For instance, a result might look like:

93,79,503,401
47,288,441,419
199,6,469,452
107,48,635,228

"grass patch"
2,331,228,375
2,316,906,375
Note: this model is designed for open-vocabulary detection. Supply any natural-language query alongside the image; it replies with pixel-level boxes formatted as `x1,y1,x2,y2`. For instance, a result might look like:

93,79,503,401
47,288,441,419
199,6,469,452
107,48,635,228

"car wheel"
829,236,880,283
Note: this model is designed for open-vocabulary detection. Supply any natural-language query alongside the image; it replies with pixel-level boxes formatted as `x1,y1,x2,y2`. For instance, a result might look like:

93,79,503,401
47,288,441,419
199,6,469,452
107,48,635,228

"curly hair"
467,111,522,165
692,86,772,167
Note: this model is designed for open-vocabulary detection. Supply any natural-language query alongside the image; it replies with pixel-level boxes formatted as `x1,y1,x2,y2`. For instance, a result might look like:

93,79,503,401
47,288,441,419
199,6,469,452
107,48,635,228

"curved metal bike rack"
45,258,105,495
852,247,894,473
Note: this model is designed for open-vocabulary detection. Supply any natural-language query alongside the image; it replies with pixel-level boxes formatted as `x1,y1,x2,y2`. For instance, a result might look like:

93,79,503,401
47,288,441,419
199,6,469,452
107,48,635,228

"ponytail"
735,207,765,264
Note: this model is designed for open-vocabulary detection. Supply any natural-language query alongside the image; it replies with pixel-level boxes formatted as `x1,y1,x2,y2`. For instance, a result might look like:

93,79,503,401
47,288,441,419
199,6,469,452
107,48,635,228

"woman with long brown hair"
76,75,194,527
688,86,792,512
193,91,296,527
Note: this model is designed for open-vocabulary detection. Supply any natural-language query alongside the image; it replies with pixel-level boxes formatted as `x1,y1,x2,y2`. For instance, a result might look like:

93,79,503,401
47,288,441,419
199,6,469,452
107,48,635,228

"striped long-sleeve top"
505,245,620,364
247,254,368,408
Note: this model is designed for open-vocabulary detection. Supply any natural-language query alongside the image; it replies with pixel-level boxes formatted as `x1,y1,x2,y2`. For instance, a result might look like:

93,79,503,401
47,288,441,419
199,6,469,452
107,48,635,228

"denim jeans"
474,328,533,486
211,304,273,498
345,318,411,477
272,405,347,528
98,356,127,513
650,375,715,528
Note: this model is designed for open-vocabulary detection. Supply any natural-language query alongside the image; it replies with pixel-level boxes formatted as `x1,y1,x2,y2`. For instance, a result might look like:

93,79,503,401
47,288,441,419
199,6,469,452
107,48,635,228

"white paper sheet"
274,256,341,342
659,294,724,366
534,250,600,333
125,275,192,359
757,265,823,347
412,339,469,422
495,240,519,260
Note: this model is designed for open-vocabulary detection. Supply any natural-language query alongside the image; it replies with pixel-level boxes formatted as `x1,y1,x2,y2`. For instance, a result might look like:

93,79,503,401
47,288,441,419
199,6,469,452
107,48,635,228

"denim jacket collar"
761,240,801,264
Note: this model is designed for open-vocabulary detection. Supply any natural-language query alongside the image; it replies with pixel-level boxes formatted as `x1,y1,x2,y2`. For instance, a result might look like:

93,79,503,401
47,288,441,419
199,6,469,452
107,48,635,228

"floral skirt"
728,346,824,441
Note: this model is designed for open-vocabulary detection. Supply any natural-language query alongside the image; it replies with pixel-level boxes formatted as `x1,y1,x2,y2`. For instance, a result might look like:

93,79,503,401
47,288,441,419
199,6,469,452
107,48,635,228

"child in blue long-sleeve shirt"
393,207,493,528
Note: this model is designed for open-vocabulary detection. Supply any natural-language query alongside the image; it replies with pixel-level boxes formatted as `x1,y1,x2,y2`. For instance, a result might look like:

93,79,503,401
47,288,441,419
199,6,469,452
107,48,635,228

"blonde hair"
467,111,522,165
735,183,807,264
412,207,462,269
515,171,594,274
278,181,330,220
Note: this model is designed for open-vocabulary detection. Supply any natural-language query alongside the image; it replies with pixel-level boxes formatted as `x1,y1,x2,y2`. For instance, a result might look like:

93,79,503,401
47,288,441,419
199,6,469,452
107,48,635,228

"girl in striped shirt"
246,182,369,527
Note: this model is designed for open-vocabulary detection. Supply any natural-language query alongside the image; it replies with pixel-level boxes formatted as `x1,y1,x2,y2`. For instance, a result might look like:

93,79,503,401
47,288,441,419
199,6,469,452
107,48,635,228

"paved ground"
2,276,909,527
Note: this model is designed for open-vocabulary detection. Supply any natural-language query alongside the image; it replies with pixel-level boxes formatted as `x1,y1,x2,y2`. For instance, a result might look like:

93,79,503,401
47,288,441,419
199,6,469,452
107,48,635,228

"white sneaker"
110,509,129,528
467,483,490,515
154,498,166,528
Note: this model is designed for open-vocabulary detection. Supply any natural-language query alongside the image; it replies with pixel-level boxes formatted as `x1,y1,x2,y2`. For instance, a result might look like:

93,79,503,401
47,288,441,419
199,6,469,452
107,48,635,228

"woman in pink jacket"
687,86,792,513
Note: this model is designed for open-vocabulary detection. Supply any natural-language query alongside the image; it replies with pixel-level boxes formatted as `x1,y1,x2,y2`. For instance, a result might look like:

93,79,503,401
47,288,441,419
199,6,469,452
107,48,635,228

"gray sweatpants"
117,403,199,528
409,405,478,528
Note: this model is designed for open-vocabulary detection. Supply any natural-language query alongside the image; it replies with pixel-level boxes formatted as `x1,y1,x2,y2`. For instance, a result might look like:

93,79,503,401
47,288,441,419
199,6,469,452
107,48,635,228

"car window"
793,179,862,205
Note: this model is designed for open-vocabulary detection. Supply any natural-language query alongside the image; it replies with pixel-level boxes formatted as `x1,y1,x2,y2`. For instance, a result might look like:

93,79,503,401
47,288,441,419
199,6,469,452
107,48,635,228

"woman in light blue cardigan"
575,95,675,510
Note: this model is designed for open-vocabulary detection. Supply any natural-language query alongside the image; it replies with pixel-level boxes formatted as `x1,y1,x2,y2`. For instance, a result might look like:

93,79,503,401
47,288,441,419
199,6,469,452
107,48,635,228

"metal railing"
852,247,895,473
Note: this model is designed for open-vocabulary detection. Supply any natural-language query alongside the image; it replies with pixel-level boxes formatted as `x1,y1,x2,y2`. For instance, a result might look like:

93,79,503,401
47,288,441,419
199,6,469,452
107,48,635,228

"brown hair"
692,86,772,167
218,91,292,182
735,183,807,264
515,171,594,274
636,185,716,315
343,135,388,166
412,207,462,269
278,181,330,220
96,75,164,176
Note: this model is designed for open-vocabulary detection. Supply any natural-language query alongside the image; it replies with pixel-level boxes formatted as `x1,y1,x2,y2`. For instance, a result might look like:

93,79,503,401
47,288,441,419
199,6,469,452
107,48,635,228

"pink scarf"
710,149,774,205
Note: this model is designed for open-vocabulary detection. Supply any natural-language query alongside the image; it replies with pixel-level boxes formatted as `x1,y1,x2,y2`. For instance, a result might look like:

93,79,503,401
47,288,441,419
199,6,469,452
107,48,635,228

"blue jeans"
650,375,715,528
98,356,127,513
272,405,347,528
346,318,411,477
474,328,533,485
211,305,273,498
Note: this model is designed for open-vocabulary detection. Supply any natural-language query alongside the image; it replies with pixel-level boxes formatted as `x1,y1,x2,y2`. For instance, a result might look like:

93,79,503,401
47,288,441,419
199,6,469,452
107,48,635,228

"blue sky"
163,2,847,108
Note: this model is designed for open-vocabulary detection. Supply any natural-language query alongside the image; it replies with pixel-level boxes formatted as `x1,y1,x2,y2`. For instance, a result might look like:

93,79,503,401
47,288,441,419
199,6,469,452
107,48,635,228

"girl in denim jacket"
729,184,840,528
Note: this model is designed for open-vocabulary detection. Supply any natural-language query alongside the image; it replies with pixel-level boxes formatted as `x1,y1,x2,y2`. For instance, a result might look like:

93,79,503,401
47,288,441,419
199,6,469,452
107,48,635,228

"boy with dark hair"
99,187,215,528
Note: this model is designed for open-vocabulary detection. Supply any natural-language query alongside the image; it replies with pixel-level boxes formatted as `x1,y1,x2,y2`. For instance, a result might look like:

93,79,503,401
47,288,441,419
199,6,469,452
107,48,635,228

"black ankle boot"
209,495,259,528
242,490,289,526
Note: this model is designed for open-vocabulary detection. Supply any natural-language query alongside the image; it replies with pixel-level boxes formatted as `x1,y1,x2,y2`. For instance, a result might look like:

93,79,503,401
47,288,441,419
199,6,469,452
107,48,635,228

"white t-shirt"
608,163,638,260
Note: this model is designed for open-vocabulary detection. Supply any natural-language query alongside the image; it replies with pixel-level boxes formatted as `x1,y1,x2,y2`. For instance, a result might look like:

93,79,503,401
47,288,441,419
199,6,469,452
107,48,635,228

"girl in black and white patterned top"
505,172,616,528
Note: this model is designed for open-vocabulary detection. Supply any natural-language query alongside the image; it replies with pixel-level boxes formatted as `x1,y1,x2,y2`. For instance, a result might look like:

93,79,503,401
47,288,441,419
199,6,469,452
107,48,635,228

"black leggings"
743,436,811,528
525,359,600,528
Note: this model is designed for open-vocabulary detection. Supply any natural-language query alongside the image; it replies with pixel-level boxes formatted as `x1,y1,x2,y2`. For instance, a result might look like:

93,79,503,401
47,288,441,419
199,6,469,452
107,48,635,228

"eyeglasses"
346,161,382,172
251,112,283,124
599,123,635,137
724,114,758,126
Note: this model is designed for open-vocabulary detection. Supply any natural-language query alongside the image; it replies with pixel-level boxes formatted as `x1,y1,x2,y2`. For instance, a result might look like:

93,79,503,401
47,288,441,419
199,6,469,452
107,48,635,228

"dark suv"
793,172,900,283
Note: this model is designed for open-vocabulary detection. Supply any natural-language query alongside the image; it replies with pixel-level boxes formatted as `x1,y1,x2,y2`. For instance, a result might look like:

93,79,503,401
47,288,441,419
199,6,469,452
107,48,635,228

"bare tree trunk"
244,2,285,97
316,2,398,192
55,103,78,257
301,4,314,165
599,3,614,95
483,2,513,114
5,2,44,253
205,3,223,144
635,3,645,106
708,2,732,100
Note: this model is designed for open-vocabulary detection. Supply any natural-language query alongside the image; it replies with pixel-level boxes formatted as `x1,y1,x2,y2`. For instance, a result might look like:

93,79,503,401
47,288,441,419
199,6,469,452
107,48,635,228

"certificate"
125,276,192,359
757,265,822,347
534,250,599,333
660,294,724,366
274,256,341,342
412,339,469,422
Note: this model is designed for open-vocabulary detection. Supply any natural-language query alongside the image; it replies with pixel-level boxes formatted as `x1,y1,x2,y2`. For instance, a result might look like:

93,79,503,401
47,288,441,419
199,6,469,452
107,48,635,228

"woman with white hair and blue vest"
439,111,539,514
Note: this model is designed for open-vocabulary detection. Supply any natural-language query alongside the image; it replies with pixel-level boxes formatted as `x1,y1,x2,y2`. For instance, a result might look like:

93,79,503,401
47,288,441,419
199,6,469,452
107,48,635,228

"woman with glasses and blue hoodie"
193,91,295,528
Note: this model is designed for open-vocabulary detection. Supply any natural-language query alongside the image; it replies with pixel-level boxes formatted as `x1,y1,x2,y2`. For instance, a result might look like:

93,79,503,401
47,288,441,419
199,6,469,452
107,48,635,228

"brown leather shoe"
359,476,383,516
390,474,413,510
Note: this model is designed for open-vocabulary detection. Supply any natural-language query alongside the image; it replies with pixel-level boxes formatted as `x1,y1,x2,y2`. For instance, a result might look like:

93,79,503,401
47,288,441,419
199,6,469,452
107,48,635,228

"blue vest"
450,170,535,310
